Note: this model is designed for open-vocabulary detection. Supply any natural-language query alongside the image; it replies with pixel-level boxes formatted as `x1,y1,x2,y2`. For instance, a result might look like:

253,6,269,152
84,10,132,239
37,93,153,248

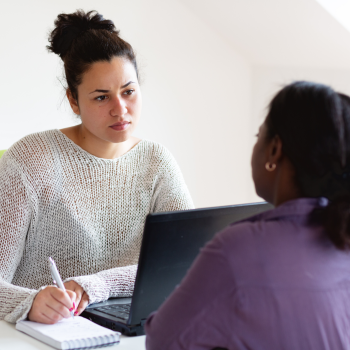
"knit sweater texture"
0,129,194,323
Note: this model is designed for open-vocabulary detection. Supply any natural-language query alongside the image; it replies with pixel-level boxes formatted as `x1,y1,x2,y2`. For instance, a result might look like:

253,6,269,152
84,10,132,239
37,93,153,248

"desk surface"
0,320,146,350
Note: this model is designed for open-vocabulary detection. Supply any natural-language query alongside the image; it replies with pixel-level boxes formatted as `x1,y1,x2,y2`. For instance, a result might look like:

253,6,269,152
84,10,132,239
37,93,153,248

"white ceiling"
316,0,350,33
178,0,350,69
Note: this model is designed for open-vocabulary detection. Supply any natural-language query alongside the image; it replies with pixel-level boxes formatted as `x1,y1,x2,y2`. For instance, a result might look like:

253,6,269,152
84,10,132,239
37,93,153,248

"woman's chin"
255,188,270,203
104,129,132,144
109,134,131,144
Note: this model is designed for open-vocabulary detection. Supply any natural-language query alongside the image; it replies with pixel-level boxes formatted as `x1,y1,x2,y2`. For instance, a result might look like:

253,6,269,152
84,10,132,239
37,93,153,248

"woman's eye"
96,95,108,101
124,89,134,96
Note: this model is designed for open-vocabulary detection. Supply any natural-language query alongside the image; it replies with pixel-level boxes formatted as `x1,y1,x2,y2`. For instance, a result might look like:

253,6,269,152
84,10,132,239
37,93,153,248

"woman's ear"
66,89,80,115
267,135,283,165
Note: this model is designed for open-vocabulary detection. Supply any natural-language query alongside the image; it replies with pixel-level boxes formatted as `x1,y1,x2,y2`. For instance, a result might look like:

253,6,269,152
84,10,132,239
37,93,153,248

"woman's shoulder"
209,207,279,257
215,218,261,247
136,139,172,156
134,139,178,167
212,199,323,261
4,129,60,167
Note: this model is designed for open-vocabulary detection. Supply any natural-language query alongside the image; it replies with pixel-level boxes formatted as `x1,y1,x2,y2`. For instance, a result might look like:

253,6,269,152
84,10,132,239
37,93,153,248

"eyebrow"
121,81,135,88
89,81,135,94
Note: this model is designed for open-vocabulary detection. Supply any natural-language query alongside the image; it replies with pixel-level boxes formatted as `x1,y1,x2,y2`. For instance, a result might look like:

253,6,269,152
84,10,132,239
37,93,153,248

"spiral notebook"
16,316,120,349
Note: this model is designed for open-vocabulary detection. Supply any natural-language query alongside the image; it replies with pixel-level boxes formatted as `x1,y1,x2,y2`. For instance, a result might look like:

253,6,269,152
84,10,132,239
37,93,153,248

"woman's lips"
109,121,131,131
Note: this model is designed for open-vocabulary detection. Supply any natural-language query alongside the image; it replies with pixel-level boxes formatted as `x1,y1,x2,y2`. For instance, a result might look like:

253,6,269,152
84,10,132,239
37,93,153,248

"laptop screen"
129,202,273,324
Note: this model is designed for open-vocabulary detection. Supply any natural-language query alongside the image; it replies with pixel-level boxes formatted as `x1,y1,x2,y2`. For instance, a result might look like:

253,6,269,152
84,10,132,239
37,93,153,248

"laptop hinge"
141,319,147,326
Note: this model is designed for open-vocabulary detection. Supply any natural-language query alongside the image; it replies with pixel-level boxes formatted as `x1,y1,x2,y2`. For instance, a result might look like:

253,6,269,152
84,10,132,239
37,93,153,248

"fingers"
66,290,77,304
29,308,58,324
45,297,72,320
37,312,55,324
75,292,89,316
64,281,83,306
28,286,74,324
64,281,77,292
51,286,74,310
29,282,90,324
64,281,89,316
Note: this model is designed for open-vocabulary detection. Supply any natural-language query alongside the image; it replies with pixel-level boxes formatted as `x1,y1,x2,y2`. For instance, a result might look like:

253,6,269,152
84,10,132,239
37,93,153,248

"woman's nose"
110,97,127,117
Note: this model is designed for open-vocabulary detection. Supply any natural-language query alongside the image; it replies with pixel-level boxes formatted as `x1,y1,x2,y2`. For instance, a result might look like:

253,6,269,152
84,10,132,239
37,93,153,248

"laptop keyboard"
94,304,131,321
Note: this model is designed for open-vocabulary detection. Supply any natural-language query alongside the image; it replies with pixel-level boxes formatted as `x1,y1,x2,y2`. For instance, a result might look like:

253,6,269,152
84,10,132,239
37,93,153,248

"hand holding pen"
27,257,76,324
48,257,75,319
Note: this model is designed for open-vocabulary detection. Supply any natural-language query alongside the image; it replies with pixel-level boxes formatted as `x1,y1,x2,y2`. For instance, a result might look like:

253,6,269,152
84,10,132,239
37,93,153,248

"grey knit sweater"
0,130,194,323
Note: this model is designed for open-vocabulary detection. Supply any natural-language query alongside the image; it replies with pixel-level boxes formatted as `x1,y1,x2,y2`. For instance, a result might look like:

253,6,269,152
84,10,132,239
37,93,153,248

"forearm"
64,264,137,304
0,153,36,323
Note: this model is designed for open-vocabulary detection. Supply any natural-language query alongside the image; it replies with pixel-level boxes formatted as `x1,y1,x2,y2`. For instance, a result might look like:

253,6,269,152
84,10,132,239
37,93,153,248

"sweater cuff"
64,265,138,305
5,287,43,324
64,274,108,304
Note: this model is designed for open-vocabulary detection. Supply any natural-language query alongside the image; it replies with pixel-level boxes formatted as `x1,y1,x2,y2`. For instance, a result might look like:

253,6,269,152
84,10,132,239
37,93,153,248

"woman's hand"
64,280,90,316
28,286,76,324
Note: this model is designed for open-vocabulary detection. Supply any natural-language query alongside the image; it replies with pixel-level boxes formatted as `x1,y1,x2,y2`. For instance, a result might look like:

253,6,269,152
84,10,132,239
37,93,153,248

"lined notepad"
16,316,120,349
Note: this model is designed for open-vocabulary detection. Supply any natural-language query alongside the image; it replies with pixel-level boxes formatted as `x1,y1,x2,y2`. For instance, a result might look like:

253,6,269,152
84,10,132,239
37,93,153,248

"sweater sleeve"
64,265,137,304
150,148,194,213
0,153,40,323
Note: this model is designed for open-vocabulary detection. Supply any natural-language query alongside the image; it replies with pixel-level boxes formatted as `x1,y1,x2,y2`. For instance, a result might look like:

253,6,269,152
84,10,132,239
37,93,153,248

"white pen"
48,257,74,319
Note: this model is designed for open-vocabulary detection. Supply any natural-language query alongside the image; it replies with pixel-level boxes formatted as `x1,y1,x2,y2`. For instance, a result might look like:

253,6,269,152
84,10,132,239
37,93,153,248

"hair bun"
47,10,117,58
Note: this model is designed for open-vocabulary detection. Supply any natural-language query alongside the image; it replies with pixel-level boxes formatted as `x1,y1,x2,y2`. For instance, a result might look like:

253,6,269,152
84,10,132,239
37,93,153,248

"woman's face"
251,121,275,202
70,56,142,144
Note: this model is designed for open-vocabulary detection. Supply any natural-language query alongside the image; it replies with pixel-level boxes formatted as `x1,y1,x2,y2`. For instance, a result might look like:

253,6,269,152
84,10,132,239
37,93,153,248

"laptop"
82,202,273,336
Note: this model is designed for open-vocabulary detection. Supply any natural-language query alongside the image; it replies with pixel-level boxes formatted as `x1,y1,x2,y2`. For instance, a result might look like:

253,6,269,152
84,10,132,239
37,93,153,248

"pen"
48,257,74,319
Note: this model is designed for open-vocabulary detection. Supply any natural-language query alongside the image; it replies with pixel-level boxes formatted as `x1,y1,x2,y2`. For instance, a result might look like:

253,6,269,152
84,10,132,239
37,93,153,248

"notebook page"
16,316,119,349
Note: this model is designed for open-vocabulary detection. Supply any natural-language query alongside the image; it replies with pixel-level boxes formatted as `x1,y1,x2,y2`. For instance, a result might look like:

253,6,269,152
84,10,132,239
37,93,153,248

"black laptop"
82,202,273,336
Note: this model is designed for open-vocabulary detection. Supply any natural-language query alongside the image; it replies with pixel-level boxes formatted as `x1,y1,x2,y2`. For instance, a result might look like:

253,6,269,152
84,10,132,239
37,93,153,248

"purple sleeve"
144,232,234,350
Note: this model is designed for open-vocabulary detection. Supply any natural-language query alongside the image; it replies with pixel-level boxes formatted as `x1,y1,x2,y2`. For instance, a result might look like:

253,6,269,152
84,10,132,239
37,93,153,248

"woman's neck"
60,124,140,159
271,158,302,207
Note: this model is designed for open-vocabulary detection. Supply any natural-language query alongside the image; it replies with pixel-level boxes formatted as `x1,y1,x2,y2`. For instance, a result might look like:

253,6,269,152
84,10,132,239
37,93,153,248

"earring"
265,162,276,171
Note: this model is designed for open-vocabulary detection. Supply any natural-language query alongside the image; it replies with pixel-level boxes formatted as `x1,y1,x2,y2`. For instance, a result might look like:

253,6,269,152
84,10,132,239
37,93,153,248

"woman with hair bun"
145,81,350,350
0,10,193,324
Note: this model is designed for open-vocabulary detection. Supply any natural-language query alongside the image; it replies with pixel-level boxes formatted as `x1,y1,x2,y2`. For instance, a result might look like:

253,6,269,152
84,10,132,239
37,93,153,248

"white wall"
250,65,350,200
178,0,350,69
0,0,254,208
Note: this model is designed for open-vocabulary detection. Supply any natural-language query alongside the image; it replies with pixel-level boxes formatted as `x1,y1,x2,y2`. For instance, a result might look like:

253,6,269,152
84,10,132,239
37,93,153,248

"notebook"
16,316,120,349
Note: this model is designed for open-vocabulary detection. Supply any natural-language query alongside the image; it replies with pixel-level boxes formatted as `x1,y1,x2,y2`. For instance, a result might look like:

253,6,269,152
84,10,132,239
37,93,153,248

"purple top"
145,198,350,350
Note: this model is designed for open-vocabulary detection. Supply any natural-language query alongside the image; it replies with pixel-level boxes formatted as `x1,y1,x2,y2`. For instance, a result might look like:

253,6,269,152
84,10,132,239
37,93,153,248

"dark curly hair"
47,9,138,100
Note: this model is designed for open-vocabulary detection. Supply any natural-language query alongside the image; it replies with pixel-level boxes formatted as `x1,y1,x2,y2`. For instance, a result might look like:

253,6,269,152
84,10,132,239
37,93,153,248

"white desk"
0,320,146,350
